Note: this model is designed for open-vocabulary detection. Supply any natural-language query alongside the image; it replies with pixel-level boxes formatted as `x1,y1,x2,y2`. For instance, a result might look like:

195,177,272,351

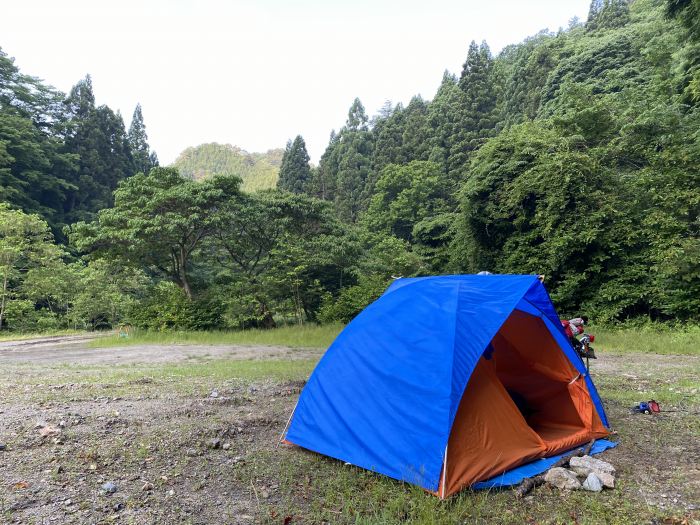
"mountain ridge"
171,142,283,192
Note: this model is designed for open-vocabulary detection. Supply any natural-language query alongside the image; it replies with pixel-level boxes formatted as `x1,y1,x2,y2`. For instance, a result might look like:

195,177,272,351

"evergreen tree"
586,0,604,30
346,98,369,131
371,96,431,175
128,103,158,175
0,113,76,230
449,41,498,175
371,102,406,173
400,96,431,162
310,130,339,201
427,71,461,169
337,100,373,221
498,32,560,125
277,135,311,193
317,100,374,222
62,76,135,221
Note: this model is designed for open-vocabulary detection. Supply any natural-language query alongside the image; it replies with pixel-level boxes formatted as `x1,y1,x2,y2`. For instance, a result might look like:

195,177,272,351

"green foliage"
364,161,457,270
667,0,700,103
455,120,647,317
4,0,700,329
587,0,631,31
127,103,158,175
317,99,374,222
125,281,223,331
172,142,283,192
0,51,160,233
0,203,63,330
209,190,356,327
371,97,431,175
0,48,78,234
317,274,389,324
70,167,241,299
0,111,76,232
68,259,149,330
497,32,560,125
452,41,498,172
277,135,311,193
62,76,136,223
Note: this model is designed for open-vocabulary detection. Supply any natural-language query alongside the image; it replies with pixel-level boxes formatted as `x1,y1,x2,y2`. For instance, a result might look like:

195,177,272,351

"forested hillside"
173,143,283,192
283,0,700,321
1,0,698,333
0,52,158,236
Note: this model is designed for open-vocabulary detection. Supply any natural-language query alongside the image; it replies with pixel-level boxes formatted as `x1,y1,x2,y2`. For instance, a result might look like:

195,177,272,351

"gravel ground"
0,336,697,524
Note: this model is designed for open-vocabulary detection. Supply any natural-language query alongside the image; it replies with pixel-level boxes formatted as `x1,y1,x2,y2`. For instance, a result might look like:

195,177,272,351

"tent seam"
439,276,540,487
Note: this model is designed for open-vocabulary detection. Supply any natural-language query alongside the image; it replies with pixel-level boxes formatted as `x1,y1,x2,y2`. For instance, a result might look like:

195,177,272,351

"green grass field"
593,324,700,356
88,323,343,350
86,322,700,356
2,321,698,357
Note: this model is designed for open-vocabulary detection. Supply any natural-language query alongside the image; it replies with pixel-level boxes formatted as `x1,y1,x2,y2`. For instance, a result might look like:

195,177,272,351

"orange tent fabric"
436,310,608,497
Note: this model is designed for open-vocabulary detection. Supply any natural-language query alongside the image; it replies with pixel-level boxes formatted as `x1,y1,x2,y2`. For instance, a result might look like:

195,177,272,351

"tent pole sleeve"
277,399,300,448
440,444,448,499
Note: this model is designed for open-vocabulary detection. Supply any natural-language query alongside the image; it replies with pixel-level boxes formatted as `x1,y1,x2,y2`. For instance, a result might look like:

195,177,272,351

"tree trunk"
257,299,276,329
0,273,7,330
177,246,193,300
0,273,7,331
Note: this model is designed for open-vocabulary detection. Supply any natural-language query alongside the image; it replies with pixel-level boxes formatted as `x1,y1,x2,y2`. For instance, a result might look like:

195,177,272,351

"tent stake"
440,444,448,499
277,399,299,448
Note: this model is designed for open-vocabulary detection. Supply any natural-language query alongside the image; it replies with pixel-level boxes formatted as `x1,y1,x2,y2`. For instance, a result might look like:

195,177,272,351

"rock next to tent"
571,466,616,488
543,468,581,490
582,473,604,492
569,455,616,475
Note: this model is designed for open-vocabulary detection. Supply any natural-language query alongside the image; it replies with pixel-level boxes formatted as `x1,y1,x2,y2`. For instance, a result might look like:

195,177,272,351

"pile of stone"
543,455,615,492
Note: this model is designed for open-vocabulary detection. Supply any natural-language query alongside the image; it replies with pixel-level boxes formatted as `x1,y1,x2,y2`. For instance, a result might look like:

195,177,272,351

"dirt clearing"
0,338,698,524
0,335,321,365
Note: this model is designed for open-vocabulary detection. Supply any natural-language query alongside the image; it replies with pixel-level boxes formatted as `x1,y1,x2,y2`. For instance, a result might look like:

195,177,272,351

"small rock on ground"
582,473,603,492
594,470,615,488
101,482,117,494
569,455,615,475
544,467,581,490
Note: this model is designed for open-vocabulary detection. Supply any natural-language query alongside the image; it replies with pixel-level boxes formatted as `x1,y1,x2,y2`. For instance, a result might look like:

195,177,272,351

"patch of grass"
89,324,344,350
1,358,318,403
594,324,700,355
0,329,84,342
239,449,663,525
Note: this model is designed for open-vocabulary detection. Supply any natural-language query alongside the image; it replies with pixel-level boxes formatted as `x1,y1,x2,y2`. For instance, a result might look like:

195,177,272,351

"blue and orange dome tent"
282,275,616,498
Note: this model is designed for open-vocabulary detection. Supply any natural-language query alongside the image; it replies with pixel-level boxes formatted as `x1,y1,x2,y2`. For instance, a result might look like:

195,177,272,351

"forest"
1,0,699,332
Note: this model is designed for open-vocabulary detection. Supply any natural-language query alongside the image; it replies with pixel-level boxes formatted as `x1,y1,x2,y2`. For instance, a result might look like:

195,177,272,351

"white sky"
1,1,589,164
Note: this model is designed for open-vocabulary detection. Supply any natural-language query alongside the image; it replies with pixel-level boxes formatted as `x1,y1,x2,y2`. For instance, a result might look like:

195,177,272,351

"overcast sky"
2,1,590,164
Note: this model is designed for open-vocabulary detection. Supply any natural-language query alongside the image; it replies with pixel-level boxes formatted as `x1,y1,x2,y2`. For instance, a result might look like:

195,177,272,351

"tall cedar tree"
427,71,461,169
63,76,134,222
319,98,374,222
449,41,498,176
128,103,158,175
277,135,311,193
